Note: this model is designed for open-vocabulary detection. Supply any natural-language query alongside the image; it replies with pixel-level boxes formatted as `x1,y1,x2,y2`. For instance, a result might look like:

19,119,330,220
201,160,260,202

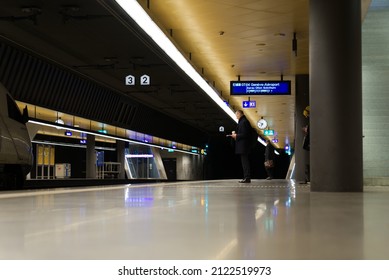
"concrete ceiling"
0,0,372,148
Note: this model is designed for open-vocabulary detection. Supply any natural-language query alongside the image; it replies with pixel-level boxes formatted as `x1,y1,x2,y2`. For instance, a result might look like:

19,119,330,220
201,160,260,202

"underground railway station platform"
1,179,389,260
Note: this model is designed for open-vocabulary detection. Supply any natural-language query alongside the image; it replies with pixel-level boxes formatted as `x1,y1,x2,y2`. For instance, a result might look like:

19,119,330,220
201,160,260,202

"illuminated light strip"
28,120,200,156
32,140,116,151
0,185,132,199
126,154,154,158
114,0,237,123
257,136,267,146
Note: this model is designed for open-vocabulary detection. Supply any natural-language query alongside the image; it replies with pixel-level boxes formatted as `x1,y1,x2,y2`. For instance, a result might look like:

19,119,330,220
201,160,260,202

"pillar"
116,140,126,179
310,0,363,191
86,134,96,178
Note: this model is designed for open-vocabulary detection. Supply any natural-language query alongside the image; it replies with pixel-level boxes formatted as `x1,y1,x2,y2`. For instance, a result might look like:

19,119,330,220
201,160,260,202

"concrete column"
116,140,126,179
310,0,363,191
86,134,96,178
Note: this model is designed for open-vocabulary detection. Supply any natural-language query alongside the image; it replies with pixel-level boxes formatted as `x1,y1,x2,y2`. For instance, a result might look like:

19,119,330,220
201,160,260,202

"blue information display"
230,80,291,95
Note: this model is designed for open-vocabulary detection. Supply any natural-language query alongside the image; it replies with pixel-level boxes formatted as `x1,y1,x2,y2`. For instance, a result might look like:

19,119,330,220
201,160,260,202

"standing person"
230,110,252,183
264,139,275,180
302,105,310,182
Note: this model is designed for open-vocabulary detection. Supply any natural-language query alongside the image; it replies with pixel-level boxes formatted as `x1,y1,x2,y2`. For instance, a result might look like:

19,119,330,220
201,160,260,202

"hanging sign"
231,81,291,95
242,100,256,108
140,74,150,85
125,75,135,85
125,74,151,85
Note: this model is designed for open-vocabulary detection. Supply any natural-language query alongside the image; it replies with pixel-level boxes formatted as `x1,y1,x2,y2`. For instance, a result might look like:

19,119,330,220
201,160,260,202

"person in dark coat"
264,139,275,180
230,110,252,183
302,105,310,182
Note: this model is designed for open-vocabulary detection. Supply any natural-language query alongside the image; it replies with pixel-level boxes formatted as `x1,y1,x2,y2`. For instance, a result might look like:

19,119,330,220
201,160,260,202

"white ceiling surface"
137,0,371,148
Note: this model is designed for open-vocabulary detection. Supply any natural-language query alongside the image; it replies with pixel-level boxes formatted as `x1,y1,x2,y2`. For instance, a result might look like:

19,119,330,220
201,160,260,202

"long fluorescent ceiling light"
114,0,237,123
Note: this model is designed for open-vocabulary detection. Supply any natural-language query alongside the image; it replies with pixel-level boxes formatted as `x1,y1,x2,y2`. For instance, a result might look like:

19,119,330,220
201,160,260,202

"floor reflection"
0,180,388,259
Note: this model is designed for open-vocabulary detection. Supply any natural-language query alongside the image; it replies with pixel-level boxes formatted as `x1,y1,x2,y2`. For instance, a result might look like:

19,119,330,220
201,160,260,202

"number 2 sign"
140,75,150,85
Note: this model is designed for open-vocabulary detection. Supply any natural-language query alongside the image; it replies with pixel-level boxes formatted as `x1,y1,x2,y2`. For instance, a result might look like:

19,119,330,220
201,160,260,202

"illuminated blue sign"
242,100,256,108
231,81,291,95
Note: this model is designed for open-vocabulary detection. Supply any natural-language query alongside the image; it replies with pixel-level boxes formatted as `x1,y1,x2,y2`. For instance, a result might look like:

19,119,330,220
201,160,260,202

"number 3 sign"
125,75,135,85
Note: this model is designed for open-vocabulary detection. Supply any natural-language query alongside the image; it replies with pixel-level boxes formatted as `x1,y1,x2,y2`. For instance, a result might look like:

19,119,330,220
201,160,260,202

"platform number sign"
125,74,150,86
140,74,150,85
125,75,135,85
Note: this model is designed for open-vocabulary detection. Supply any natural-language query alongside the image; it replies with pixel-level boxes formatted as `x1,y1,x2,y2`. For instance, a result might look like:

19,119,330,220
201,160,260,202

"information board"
230,81,291,95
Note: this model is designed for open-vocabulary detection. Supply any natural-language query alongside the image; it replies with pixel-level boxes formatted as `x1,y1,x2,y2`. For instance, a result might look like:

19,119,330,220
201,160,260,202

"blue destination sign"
230,81,291,95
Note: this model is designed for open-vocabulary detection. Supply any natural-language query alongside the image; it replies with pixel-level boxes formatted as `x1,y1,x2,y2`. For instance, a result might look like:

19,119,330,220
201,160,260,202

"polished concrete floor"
1,179,389,260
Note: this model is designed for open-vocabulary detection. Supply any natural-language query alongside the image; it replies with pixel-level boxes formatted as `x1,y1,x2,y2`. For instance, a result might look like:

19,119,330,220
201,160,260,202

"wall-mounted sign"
242,100,256,108
230,81,291,95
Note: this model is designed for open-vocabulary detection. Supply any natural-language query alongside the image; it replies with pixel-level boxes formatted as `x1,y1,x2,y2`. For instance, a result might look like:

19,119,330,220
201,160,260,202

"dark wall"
204,135,290,180
204,134,241,179
54,146,86,178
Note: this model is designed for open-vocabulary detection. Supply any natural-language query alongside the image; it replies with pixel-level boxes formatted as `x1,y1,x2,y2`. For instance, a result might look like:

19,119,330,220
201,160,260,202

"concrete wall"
160,150,204,181
362,0,389,185
176,153,204,181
